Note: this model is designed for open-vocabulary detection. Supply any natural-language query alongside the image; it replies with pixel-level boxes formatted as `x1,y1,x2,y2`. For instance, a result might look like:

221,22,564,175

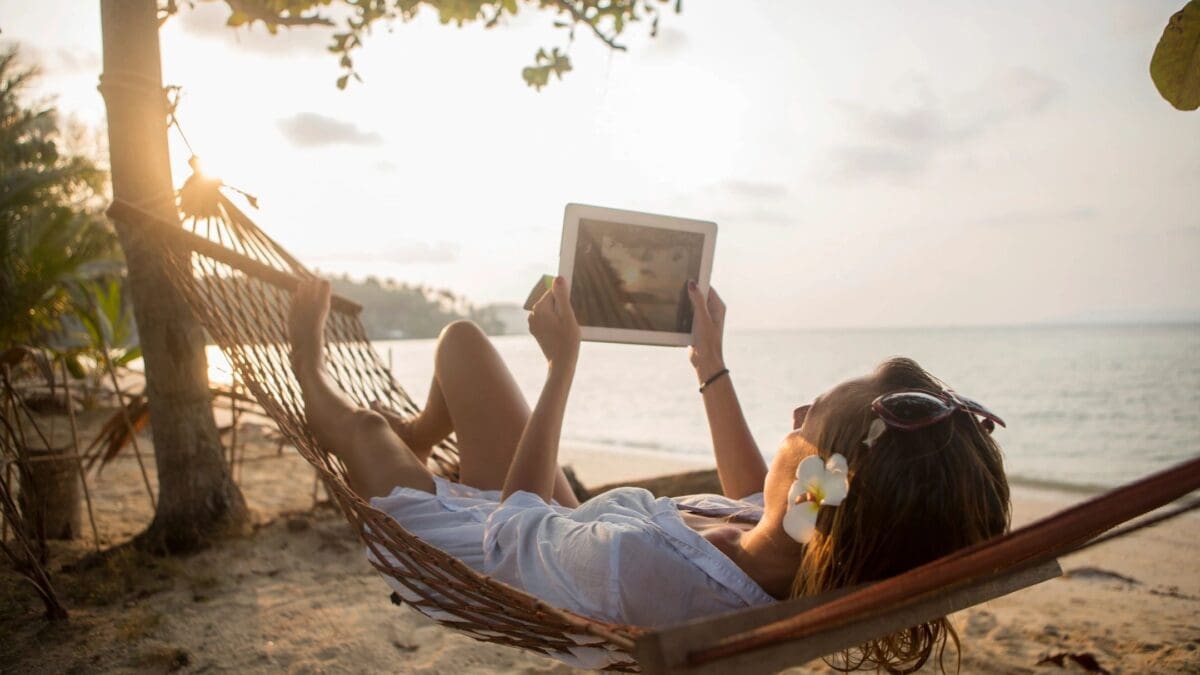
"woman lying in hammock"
288,276,1010,669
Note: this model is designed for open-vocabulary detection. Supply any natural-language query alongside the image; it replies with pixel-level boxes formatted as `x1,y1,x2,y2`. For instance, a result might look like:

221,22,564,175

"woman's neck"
730,517,805,599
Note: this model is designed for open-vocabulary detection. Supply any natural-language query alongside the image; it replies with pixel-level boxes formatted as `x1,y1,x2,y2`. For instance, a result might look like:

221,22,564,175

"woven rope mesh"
137,192,642,669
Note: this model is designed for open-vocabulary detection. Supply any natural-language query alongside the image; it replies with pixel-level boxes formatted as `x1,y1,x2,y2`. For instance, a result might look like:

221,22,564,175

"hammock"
106,187,1200,673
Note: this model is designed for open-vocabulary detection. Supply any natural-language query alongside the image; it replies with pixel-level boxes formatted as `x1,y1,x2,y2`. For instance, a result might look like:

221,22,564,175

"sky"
2,1,1198,330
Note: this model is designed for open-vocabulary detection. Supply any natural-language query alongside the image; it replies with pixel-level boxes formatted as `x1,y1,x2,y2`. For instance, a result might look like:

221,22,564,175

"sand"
2,422,1197,674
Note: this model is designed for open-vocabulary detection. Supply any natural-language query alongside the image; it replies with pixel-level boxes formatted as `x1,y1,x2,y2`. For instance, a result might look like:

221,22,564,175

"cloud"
644,27,689,58
1159,225,1200,238
177,2,332,55
828,145,930,181
959,68,1063,136
973,207,1097,229
701,180,797,226
278,113,382,147
712,207,798,227
719,179,790,200
53,48,101,74
827,68,1064,182
3,40,100,75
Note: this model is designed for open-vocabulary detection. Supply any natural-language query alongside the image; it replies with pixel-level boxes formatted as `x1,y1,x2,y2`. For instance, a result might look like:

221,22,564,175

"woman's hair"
791,357,1010,674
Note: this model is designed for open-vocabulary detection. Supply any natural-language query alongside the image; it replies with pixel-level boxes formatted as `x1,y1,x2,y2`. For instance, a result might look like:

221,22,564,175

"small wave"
1006,474,1110,496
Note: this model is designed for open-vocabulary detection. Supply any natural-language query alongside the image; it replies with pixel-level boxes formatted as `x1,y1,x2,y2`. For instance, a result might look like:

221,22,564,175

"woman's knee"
439,319,487,345
348,408,393,442
436,320,490,366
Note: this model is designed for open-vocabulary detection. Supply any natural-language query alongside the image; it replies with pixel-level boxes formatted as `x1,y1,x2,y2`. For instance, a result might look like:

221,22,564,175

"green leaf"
64,353,86,379
523,66,550,90
114,346,142,367
1151,0,1200,111
336,74,350,90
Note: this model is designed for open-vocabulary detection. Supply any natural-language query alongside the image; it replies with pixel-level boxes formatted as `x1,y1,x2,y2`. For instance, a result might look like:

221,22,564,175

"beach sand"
2,423,1197,674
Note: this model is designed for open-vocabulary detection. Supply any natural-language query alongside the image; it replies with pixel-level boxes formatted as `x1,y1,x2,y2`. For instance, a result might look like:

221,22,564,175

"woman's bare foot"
370,401,435,464
288,278,331,378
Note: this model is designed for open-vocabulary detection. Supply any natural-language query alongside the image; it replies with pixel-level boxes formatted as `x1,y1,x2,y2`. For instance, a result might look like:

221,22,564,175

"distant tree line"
325,274,505,340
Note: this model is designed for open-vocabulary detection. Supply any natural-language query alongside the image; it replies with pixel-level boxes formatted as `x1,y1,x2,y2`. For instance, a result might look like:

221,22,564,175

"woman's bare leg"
381,320,580,507
288,279,433,498
370,377,451,466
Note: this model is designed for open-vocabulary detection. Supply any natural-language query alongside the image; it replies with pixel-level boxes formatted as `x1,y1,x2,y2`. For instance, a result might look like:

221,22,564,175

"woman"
287,276,1009,672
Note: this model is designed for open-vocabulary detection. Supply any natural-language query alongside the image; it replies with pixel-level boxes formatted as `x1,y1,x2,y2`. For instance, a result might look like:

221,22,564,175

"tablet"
558,203,717,346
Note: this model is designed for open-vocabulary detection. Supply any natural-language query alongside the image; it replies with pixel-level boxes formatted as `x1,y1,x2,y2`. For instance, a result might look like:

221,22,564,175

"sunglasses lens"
877,391,952,423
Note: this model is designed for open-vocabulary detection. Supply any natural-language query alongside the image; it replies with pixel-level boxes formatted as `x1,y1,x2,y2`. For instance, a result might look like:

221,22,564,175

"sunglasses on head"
791,390,1005,434
872,389,1005,433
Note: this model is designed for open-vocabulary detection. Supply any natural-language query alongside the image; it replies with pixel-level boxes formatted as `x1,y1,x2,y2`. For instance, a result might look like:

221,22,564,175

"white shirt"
482,487,776,628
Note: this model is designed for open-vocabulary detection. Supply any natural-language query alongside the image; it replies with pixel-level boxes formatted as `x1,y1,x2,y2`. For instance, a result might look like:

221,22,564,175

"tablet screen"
571,218,705,333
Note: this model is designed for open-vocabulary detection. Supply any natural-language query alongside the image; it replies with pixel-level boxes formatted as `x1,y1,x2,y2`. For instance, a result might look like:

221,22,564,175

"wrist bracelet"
699,368,730,393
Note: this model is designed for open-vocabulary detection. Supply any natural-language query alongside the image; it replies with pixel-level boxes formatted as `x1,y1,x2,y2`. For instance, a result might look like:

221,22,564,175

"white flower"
782,453,850,544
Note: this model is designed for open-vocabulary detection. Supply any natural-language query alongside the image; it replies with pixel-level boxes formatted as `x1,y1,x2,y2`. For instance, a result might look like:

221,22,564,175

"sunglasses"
792,390,1005,434
872,389,1006,433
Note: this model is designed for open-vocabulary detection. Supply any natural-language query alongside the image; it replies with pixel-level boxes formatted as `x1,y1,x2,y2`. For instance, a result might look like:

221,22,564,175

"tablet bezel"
558,203,717,347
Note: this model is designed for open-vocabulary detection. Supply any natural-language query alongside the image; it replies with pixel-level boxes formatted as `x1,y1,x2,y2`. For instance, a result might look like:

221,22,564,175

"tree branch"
552,0,627,51
223,0,335,28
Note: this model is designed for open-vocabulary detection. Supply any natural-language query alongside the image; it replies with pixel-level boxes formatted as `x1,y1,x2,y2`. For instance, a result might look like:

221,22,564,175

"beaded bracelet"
699,368,730,393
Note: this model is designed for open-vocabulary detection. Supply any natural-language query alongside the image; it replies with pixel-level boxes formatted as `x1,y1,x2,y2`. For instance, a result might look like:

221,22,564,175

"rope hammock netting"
134,167,646,670
104,164,1200,673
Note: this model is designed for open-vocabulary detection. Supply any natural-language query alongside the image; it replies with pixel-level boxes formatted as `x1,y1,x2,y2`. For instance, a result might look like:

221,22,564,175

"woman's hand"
686,282,727,381
528,276,581,369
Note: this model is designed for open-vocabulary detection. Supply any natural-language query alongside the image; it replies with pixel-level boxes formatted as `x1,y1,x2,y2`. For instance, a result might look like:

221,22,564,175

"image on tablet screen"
571,218,704,333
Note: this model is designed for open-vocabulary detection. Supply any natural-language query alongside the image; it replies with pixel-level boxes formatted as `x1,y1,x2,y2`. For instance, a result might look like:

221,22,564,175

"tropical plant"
0,47,118,349
64,278,143,408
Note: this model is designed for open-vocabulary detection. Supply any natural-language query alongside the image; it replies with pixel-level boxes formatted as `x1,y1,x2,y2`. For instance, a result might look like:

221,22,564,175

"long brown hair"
791,358,1010,673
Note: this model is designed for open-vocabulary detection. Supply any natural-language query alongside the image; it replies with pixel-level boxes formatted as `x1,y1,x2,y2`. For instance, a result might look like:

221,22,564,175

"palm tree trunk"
99,0,247,552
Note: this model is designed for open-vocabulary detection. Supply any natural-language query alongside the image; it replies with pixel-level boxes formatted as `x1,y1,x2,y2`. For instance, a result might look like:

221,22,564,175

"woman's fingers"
528,277,580,364
707,286,726,323
551,276,576,321
686,281,711,323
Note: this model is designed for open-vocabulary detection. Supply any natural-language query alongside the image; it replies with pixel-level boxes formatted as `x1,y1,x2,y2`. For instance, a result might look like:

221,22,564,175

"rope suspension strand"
96,69,171,111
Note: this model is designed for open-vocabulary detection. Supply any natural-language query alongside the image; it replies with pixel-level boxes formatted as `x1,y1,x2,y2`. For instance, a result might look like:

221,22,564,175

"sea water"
373,324,1200,492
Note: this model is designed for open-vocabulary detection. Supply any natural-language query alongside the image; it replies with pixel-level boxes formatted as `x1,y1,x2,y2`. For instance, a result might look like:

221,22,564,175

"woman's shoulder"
674,492,765,509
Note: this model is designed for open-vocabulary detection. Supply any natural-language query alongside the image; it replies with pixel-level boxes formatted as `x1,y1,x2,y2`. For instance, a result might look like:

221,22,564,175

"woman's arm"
502,277,581,502
686,283,768,499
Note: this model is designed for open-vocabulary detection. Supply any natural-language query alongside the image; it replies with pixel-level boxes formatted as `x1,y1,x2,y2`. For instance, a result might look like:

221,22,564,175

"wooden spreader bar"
107,199,364,317
635,559,1061,674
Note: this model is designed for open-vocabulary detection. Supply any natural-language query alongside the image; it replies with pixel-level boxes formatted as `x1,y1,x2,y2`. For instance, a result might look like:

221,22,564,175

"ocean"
371,324,1200,492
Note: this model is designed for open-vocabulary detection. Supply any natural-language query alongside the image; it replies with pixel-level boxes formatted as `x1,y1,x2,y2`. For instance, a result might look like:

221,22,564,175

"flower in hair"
782,453,850,544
